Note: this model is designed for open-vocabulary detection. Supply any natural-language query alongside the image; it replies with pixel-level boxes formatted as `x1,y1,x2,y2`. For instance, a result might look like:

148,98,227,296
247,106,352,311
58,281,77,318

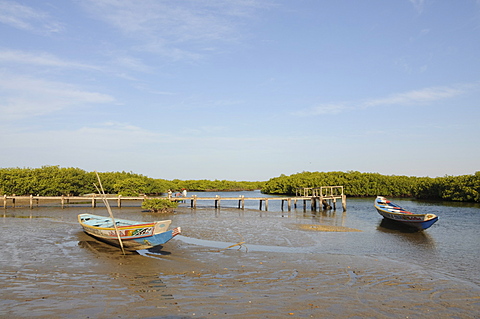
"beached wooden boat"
78,213,181,251
374,196,438,230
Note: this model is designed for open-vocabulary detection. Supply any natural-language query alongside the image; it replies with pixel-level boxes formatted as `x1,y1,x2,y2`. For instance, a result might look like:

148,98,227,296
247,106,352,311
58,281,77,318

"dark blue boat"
374,196,438,230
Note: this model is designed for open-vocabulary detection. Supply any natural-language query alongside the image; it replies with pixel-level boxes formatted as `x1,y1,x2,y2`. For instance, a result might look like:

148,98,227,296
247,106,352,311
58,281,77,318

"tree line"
262,171,480,203
0,166,263,196
1,167,478,203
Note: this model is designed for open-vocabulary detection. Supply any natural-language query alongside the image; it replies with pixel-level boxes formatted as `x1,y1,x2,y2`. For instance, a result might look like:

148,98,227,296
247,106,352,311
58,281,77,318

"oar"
95,171,125,255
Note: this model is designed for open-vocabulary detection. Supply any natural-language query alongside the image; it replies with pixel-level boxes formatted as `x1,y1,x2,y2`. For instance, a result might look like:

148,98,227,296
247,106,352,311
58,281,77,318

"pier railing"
2,186,346,211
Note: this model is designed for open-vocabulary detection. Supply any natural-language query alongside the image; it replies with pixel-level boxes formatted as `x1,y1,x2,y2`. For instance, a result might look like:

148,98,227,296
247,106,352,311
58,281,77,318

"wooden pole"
95,171,125,255
238,195,245,209
30,195,33,209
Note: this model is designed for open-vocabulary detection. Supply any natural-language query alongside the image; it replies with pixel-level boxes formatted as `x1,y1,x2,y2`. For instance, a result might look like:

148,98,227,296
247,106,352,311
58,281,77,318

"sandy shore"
149,239,480,318
2,233,479,318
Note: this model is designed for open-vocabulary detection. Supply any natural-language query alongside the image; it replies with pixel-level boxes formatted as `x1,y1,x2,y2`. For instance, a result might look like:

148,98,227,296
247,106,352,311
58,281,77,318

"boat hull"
374,197,438,231
78,213,181,250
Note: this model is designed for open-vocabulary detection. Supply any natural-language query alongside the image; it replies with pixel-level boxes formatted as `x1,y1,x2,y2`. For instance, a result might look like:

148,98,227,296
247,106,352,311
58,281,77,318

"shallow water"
174,193,480,285
1,193,479,318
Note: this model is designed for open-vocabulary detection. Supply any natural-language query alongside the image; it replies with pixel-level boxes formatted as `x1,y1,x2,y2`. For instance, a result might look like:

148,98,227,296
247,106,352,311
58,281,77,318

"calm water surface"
2,190,479,286
178,191,480,285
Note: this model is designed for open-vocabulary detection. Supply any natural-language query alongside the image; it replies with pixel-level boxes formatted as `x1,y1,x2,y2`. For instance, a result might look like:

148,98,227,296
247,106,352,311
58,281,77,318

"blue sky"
0,0,479,181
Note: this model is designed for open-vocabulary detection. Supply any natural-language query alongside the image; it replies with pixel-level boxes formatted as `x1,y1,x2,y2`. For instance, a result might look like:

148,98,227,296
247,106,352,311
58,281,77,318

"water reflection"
377,219,436,249
378,218,421,233
78,231,176,259
2,211,39,219
300,210,348,227
78,239,138,256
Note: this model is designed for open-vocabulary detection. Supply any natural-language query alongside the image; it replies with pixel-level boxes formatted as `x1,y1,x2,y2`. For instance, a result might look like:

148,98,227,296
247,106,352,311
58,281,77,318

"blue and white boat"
78,213,181,251
374,196,438,230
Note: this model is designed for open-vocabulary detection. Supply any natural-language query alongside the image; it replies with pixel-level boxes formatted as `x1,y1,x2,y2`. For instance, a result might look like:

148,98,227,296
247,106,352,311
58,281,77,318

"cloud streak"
363,84,471,107
0,0,63,34
295,83,478,116
0,49,101,70
0,72,115,120
293,103,347,116
409,0,426,13
80,0,272,59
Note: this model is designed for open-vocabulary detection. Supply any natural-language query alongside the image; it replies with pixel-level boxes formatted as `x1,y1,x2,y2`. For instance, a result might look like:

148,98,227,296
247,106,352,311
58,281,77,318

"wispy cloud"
75,122,162,146
0,0,64,34
294,83,479,116
80,0,272,59
363,84,473,107
0,49,101,70
394,57,429,74
409,0,426,14
0,122,165,170
112,55,151,73
0,72,115,120
293,103,347,116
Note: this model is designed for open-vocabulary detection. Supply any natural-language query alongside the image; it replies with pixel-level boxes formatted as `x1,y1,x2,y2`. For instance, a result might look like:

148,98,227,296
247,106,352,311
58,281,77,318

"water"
175,192,480,285
1,191,479,318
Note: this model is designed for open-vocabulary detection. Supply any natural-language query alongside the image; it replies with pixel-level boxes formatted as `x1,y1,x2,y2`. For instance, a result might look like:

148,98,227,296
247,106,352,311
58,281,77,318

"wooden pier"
170,186,346,211
2,186,346,211
1,194,147,209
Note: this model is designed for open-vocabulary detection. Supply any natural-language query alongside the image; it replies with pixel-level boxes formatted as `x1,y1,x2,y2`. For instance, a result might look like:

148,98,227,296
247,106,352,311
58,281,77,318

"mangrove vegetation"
262,171,480,203
0,166,478,203
0,166,263,197
141,198,179,213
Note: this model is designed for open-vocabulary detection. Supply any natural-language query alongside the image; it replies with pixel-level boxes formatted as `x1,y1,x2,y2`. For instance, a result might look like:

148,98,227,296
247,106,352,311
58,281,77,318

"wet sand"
1,208,479,318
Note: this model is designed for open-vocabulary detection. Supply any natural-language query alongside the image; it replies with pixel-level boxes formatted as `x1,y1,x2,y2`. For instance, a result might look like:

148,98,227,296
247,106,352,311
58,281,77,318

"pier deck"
2,186,346,211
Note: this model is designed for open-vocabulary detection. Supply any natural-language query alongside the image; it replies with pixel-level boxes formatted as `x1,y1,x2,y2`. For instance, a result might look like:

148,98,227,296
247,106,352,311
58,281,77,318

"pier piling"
1,186,346,212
